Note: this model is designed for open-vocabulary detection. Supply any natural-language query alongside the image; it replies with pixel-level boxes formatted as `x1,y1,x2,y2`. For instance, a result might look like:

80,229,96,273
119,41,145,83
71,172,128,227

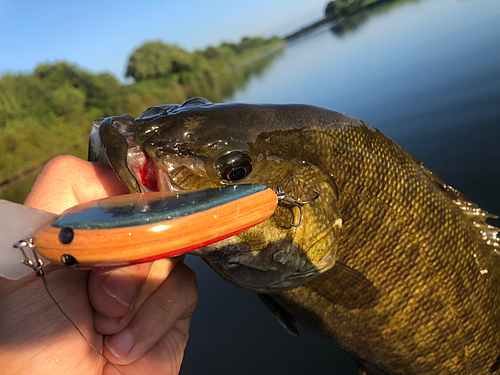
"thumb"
25,155,128,214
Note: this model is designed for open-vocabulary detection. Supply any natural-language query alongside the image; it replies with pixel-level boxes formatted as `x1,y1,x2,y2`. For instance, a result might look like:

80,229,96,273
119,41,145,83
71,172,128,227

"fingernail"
99,269,138,307
105,330,135,359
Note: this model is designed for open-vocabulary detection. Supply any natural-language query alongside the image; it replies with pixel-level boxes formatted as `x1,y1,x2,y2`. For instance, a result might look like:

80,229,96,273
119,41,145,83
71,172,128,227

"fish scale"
271,122,500,374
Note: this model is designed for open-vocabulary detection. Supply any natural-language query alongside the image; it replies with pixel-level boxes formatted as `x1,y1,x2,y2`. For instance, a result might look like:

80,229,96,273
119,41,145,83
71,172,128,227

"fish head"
91,98,342,292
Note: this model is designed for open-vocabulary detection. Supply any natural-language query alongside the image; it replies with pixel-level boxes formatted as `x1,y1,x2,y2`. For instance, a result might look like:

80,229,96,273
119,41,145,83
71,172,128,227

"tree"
126,41,194,81
203,46,220,60
50,83,86,117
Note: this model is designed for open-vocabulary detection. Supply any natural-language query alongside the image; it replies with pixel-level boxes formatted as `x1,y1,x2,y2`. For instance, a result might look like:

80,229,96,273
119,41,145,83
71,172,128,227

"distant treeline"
0,36,283,183
325,0,393,19
286,0,419,41
329,0,422,36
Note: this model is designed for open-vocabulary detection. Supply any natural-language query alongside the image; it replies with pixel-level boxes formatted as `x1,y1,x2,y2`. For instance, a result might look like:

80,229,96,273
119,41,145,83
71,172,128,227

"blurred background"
1,0,499,373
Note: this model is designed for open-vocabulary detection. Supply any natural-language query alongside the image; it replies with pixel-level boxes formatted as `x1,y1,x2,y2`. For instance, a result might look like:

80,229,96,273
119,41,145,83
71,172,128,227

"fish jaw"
88,118,108,164
126,144,182,193
88,115,180,193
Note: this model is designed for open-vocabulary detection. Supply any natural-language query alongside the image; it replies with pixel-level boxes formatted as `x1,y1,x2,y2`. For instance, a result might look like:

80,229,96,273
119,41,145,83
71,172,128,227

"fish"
89,97,500,375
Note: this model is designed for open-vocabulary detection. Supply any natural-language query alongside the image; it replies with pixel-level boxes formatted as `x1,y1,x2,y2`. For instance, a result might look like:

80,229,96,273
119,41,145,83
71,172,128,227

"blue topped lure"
0,184,277,279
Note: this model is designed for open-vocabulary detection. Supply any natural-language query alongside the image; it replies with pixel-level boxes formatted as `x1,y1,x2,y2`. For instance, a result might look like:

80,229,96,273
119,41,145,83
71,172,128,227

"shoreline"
284,0,400,42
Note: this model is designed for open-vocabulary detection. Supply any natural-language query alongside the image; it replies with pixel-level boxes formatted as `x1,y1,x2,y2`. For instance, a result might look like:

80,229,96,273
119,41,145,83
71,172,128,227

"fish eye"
215,151,253,181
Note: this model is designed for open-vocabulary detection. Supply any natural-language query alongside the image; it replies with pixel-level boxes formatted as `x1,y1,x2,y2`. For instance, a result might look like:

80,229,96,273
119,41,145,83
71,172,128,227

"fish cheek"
155,153,216,190
251,159,341,276
293,166,341,273
229,158,341,289
244,159,303,227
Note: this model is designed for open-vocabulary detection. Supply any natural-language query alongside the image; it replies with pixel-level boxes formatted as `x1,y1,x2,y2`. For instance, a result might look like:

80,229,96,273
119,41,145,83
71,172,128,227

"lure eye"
215,151,253,182
61,254,79,267
59,227,74,244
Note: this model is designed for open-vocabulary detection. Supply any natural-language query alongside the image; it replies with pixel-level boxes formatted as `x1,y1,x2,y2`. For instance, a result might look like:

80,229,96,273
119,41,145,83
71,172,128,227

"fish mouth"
89,115,184,194
90,112,215,194
127,148,182,193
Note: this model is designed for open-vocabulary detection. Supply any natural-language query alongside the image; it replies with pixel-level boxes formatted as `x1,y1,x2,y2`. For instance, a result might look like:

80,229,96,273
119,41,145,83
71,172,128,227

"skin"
0,155,198,375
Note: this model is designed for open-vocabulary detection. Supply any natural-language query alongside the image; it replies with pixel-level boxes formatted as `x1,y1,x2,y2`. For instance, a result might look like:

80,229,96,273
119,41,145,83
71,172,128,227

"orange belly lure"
0,184,277,279
35,184,277,267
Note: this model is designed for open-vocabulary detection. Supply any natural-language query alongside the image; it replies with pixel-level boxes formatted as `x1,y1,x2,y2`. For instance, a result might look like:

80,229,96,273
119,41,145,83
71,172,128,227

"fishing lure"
0,184,278,279
1,184,319,280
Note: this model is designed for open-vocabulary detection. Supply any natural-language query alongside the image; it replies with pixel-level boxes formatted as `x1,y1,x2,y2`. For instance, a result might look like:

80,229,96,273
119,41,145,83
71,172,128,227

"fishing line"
15,239,125,375
40,273,125,375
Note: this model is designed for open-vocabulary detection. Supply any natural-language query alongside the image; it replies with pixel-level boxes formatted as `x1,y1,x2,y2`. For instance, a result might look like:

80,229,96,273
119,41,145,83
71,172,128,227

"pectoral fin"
307,262,379,309
258,293,299,336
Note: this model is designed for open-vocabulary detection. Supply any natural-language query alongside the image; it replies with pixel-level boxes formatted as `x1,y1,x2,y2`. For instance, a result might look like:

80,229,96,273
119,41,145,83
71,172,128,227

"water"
181,0,500,374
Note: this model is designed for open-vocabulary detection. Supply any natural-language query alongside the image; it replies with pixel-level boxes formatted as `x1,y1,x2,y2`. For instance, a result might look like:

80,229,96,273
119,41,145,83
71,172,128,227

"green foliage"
126,42,194,81
0,36,284,187
127,36,284,104
0,61,125,181
51,84,86,117
327,0,421,36
203,46,220,60
325,0,399,18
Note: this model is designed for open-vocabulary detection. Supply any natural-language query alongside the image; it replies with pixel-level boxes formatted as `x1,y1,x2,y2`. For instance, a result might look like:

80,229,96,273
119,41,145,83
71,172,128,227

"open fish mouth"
127,145,182,193
89,98,217,194
89,114,183,194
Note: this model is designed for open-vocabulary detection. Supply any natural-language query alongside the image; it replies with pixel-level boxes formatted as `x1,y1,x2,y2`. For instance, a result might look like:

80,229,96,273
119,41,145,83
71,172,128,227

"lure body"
0,184,277,278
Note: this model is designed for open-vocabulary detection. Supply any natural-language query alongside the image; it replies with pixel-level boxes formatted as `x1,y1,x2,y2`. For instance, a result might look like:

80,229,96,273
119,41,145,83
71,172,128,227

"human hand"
0,155,198,374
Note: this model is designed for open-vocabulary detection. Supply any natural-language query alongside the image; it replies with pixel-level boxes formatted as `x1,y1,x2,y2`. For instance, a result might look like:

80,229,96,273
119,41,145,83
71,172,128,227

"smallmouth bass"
90,97,500,375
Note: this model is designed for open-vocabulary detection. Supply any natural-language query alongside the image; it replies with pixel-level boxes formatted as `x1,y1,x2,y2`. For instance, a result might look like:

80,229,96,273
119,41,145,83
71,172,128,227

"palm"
0,263,194,375
0,266,104,374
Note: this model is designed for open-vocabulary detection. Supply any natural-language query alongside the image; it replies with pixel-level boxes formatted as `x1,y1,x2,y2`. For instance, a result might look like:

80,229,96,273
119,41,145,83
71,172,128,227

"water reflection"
330,0,425,37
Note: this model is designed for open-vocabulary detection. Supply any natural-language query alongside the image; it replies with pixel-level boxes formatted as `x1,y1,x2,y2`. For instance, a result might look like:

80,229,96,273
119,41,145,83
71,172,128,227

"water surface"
181,0,500,374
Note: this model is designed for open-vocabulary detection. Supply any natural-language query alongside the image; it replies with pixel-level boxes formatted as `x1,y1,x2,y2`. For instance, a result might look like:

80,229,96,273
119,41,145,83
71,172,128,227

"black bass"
89,97,500,375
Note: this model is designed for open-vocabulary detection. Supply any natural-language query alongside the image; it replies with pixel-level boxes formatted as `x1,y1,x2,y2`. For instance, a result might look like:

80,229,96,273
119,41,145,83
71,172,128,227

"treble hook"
275,188,320,227
14,238,44,277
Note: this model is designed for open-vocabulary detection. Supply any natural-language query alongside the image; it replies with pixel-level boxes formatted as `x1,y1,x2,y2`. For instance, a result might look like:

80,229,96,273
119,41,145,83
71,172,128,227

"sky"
0,0,328,81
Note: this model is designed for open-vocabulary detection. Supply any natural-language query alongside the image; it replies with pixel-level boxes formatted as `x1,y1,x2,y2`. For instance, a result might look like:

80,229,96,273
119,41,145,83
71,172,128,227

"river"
180,0,500,374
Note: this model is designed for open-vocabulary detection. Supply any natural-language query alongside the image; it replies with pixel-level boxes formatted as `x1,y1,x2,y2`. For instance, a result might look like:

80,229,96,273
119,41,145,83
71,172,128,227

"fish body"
90,98,500,375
